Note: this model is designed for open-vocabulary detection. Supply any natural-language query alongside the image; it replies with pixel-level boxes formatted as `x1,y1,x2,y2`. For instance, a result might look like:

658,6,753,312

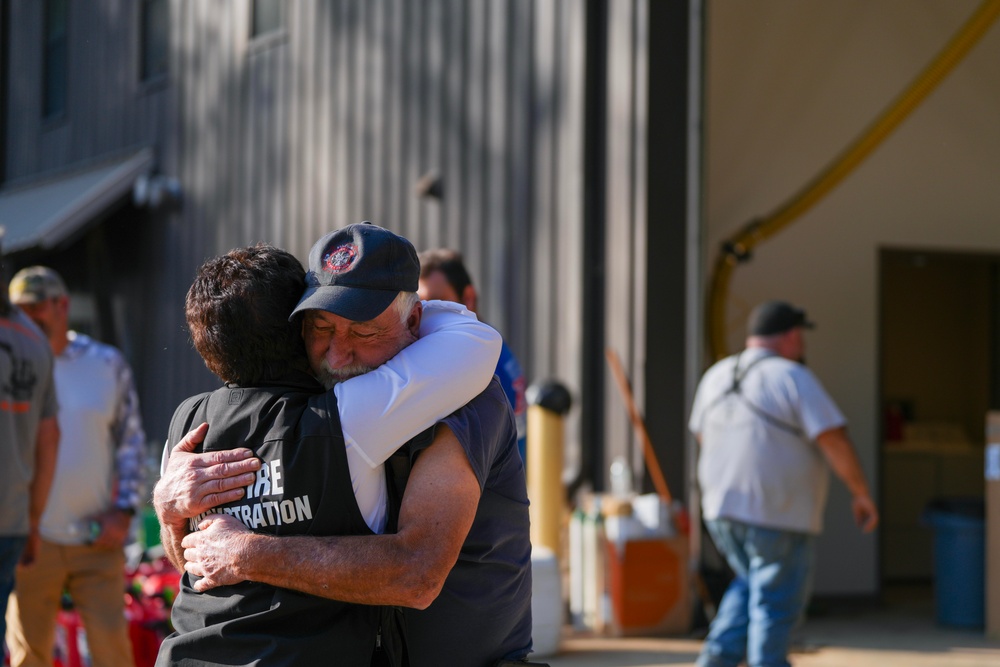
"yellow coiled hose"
707,0,1000,360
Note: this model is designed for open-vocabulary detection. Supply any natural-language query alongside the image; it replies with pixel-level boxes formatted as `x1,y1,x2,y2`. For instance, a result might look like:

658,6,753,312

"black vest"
156,374,395,667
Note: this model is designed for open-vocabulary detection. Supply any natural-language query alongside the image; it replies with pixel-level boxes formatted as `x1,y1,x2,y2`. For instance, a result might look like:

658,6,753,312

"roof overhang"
0,147,155,254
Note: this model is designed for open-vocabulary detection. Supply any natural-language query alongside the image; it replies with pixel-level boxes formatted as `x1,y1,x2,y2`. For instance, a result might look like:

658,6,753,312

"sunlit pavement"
539,586,1000,667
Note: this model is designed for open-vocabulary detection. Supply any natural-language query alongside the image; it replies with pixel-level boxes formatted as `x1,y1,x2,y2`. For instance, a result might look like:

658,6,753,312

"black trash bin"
922,497,985,628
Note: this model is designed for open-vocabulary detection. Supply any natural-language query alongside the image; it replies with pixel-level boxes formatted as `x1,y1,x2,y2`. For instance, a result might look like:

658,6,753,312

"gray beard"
315,359,376,390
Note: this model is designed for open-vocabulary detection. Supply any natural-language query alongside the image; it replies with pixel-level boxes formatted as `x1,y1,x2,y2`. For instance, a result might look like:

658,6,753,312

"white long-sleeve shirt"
336,300,501,531
161,300,501,533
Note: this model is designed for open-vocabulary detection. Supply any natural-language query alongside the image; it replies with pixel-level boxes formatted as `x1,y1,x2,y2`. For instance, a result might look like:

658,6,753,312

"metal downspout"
706,0,1000,360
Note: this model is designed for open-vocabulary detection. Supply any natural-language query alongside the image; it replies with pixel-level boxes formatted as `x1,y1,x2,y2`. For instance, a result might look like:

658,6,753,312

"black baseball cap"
290,222,419,322
747,300,815,336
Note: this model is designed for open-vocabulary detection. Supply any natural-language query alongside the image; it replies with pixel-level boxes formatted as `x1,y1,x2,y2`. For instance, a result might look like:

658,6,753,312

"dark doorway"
878,248,995,585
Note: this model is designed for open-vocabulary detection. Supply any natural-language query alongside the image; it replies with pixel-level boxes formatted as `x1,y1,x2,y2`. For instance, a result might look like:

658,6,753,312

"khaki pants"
5,540,134,667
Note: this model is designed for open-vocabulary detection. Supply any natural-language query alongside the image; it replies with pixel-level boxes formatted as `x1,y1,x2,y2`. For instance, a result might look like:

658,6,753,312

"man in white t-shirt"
688,300,878,667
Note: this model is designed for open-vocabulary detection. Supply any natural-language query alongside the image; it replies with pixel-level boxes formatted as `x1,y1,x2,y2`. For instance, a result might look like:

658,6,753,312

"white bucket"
530,545,562,657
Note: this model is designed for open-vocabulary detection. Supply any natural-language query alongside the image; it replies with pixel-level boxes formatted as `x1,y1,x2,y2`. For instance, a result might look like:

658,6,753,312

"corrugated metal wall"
147,0,592,449
602,0,648,483
1,0,171,452
598,0,694,499
3,1,166,182
0,0,695,500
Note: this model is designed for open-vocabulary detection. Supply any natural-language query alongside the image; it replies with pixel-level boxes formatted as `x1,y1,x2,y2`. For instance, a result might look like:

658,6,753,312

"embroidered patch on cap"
322,243,358,273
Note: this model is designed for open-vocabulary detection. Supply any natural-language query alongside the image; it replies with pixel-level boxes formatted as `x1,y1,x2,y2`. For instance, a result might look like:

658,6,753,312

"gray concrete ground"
540,585,1000,667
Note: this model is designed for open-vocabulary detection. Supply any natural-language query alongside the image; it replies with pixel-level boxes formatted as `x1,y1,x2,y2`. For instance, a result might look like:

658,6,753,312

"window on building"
141,0,169,81
251,0,283,38
42,0,68,119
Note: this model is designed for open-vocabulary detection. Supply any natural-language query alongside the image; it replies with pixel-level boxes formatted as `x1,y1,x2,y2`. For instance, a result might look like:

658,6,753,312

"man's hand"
91,509,134,549
153,423,261,528
181,425,482,607
852,493,879,533
19,527,41,567
182,514,254,591
815,427,879,534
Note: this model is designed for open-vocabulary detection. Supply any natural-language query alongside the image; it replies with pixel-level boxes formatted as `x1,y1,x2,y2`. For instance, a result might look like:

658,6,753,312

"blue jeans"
0,536,28,643
697,519,815,667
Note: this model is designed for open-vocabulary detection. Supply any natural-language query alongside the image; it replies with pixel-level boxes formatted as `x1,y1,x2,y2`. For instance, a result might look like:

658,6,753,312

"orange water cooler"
605,535,690,635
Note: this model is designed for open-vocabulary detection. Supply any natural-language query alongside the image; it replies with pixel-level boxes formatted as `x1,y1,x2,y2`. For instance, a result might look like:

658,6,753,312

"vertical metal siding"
0,0,598,450
598,0,692,497
530,0,557,379
556,1,588,469
603,0,641,477
4,1,165,182
2,1,174,441
6,1,43,177
6,0,695,497
600,0,694,497
6,0,693,495
630,0,650,479
149,0,589,445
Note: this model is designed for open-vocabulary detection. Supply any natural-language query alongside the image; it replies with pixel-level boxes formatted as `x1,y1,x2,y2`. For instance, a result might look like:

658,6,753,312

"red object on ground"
125,593,171,667
52,609,89,667
125,555,178,667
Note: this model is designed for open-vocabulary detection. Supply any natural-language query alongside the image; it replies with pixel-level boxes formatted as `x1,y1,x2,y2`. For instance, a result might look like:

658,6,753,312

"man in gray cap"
688,300,878,667
7,265,145,667
156,224,536,667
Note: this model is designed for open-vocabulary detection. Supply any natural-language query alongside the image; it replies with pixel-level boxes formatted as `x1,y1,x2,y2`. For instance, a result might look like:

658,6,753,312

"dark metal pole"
573,0,609,496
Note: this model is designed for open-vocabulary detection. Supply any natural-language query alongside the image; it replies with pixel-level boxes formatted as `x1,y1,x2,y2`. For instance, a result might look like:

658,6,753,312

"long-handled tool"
604,347,719,623
604,347,672,503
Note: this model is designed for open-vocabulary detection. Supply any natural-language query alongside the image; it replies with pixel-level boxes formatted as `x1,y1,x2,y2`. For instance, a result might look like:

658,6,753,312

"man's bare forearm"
154,474,196,572
237,430,475,607
816,425,879,531
159,517,189,572
29,418,60,529
185,426,480,608
231,531,444,608
816,426,871,498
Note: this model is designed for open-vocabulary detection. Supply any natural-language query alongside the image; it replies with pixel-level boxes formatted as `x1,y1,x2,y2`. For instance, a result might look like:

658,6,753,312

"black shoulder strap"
730,350,781,395
703,351,804,437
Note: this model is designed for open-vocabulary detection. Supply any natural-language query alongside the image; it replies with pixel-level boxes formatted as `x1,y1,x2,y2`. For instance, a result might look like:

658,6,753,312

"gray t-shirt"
689,348,845,534
0,307,58,536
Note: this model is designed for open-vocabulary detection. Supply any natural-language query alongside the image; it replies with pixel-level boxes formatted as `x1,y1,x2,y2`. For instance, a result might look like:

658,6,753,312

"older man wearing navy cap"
688,300,878,667
291,223,427,388
156,224,536,667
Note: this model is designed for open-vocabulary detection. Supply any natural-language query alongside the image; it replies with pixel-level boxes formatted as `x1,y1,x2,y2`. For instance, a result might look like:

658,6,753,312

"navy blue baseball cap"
290,222,420,322
747,300,815,336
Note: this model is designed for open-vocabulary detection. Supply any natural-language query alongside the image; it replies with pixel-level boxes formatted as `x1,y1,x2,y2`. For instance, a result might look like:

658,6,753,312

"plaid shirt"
62,331,146,512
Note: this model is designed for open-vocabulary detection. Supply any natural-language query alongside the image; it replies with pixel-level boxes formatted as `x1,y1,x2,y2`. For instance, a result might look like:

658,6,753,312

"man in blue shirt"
417,248,528,463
